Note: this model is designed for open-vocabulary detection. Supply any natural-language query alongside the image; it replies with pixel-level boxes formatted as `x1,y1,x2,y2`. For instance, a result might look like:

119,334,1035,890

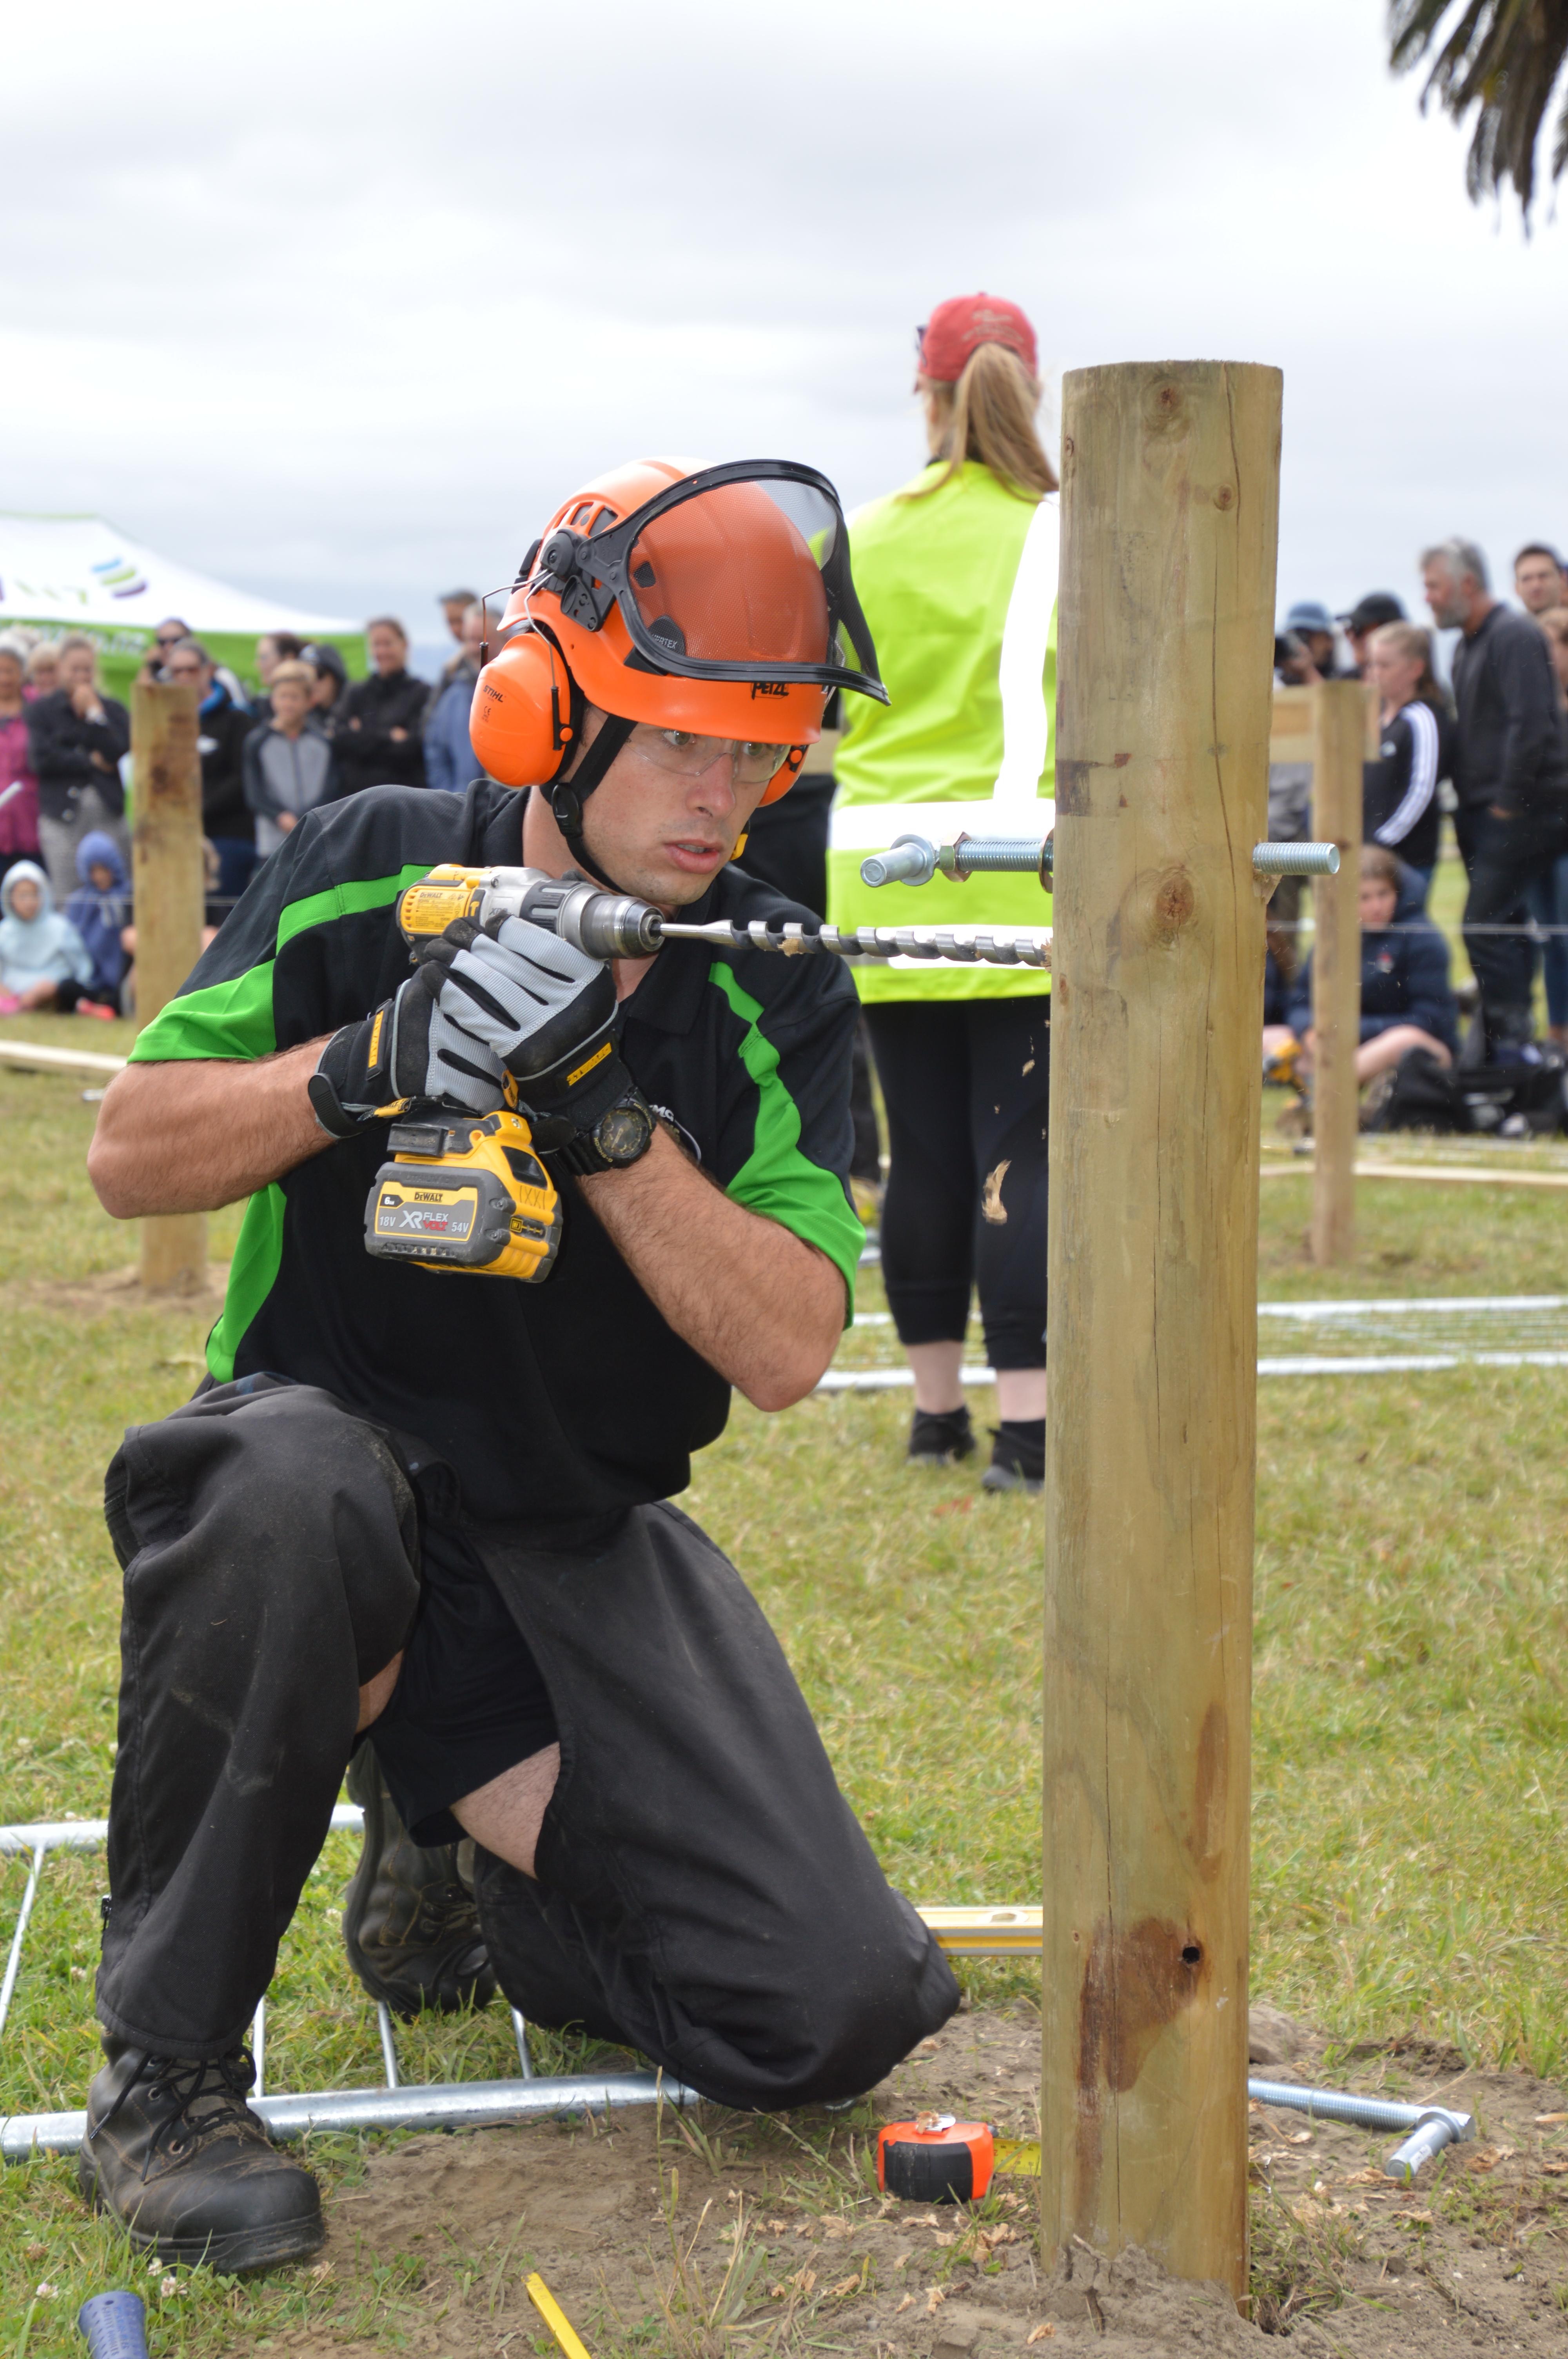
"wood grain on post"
1308,681,1366,1267
131,678,207,1294
1045,360,1281,2302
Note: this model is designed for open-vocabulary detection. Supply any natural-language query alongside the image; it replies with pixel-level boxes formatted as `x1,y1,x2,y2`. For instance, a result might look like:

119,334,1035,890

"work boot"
341,1747,496,2019
981,1419,1045,1494
907,1403,975,1467
77,2040,323,2272
1485,1003,1539,1066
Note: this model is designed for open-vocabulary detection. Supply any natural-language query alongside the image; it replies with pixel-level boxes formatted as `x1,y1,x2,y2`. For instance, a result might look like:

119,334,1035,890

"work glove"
308,970,510,1136
417,917,636,1148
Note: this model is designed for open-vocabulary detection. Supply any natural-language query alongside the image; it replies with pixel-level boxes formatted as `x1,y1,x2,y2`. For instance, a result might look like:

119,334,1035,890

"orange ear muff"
758,746,808,806
469,632,577,789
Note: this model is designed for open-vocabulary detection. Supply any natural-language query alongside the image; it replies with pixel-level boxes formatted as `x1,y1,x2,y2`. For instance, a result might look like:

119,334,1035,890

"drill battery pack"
365,1109,563,1282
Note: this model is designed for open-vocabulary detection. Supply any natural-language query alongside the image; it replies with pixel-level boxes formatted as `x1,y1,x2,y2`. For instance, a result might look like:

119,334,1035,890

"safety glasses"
528,460,886,704
628,724,789,787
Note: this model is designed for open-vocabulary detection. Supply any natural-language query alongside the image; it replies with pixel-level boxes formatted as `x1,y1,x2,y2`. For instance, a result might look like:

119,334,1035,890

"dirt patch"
1,1261,230,1315
254,2007,1568,2355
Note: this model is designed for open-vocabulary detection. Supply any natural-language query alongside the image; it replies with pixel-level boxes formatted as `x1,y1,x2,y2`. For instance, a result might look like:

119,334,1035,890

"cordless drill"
363,867,662,1285
364,858,1052,1283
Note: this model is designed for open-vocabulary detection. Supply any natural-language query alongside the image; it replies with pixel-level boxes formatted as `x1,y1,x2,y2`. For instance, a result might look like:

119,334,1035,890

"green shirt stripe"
274,863,436,952
708,961,862,1316
129,862,436,1063
207,1185,287,1382
129,964,278,1063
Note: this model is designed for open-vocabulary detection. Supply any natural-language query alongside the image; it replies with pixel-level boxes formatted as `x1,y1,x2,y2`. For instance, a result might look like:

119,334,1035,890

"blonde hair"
1361,844,1403,894
1538,604,1568,647
905,342,1058,504
1369,620,1446,713
24,640,61,679
269,660,315,692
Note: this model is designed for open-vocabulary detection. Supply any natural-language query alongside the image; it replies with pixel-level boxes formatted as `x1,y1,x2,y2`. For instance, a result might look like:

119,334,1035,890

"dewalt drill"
363,859,1053,1283
362,867,666,1284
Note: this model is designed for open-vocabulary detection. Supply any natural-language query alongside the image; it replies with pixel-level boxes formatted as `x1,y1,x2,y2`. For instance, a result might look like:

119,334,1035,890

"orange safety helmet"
470,458,885,870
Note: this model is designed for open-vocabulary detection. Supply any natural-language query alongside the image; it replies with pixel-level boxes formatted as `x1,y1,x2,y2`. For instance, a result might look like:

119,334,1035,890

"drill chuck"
397,866,664,959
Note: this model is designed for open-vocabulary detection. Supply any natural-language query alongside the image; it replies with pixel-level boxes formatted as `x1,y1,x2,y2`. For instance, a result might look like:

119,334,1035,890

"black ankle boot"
342,1747,496,2019
77,2041,322,2272
982,1418,1045,1493
907,1403,975,1466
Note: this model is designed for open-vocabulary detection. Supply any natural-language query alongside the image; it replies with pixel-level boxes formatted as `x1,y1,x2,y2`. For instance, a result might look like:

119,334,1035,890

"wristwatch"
555,1086,657,1176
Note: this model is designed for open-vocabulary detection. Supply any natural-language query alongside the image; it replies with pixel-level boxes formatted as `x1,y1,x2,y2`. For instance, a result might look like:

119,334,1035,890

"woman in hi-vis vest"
828,293,1055,1492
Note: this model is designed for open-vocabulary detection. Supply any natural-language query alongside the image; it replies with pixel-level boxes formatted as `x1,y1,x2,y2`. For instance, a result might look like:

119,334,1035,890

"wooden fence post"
131,678,207,1295
1044,360,1280,2303
1308,681,1366,1267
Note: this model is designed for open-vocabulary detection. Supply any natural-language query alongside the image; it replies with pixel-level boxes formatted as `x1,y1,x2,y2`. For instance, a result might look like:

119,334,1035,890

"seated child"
0,859,109,1017
62,829,131,1014
1288,845,1458,1086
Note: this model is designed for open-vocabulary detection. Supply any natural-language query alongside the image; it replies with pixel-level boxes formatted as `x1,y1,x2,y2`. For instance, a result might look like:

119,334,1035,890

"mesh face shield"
528,461,887,705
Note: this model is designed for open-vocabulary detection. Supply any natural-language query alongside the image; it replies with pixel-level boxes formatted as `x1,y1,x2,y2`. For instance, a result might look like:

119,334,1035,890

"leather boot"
77,2040,323,2272
341,1746,496,2018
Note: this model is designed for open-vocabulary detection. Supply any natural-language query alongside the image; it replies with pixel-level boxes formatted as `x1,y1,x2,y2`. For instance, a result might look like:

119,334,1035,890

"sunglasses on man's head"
156,632,184,647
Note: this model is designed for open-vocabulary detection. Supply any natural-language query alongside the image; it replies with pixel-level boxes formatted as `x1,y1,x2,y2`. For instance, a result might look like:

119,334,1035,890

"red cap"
917,293,1037,385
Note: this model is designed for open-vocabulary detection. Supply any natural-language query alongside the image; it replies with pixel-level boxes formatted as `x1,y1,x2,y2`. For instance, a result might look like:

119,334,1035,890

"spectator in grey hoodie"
243,661,339,858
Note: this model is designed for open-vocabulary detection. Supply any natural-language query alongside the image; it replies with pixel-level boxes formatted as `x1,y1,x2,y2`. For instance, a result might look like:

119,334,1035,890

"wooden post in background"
1308,681,1365,1267
131,678,207,1294
1045,360,1280,2302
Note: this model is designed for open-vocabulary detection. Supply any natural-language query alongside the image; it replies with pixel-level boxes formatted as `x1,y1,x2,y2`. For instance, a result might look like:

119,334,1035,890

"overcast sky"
3,0,1564,662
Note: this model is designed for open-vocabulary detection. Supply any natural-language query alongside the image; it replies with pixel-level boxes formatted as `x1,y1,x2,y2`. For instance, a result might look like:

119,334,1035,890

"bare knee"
357,1651,403,1732
452,1743,562,1879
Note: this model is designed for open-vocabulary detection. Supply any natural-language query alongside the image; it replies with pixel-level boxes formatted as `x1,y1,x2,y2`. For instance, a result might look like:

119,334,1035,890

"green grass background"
1,957,1566,2345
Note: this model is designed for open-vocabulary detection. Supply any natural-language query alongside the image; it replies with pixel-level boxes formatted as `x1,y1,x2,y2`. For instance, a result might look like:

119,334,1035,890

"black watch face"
597,1102,653,1163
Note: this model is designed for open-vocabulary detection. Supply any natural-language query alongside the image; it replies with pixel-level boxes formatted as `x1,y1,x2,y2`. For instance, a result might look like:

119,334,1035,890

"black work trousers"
1456,800,1568,1045
96,1378,956,2109
864,996,1049,1369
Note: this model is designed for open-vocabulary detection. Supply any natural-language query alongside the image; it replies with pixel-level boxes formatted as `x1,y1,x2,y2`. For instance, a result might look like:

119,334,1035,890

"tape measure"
877,2114,995,2203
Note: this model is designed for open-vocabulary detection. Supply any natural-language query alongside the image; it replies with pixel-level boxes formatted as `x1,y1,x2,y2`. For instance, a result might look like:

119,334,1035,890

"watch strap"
552,1086,655,1175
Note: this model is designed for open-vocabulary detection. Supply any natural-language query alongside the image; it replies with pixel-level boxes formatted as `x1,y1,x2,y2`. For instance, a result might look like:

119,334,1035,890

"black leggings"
864,996,1049,1370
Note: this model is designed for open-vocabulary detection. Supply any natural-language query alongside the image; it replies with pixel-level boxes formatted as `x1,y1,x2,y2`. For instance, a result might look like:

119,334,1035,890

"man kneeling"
79,458,957,2271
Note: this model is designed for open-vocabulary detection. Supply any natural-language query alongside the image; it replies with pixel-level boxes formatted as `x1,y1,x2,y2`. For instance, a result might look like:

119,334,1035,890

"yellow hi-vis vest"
827,460,1055,1003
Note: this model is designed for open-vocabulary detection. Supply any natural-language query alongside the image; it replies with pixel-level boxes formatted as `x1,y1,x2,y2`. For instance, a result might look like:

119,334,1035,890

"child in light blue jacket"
0,857,105,1015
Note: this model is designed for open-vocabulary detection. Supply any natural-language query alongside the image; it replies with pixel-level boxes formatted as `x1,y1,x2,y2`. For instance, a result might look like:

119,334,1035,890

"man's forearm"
578,1129,844,1411
88,1042,334,1217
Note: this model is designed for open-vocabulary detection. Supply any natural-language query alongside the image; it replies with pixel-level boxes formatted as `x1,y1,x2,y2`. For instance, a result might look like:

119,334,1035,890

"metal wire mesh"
822,1295,1568,1387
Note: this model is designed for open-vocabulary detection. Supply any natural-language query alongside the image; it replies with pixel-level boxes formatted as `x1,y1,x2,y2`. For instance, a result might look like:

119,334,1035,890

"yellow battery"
365,1109,563,1282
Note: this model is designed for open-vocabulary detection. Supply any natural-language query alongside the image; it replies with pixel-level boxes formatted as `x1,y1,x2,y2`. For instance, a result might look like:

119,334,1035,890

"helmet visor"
534,461,886,705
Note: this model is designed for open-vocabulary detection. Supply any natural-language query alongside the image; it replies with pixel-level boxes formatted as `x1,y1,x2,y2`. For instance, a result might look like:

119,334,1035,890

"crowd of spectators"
4,539,1568,1097
0,587,490,1016
1265,535,1568,1127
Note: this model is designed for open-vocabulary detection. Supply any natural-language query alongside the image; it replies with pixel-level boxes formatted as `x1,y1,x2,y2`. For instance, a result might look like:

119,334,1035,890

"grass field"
2,1005,1567,2350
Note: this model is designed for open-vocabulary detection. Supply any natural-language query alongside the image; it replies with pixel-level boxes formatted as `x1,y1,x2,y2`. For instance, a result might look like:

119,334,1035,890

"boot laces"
101,2048,259,2174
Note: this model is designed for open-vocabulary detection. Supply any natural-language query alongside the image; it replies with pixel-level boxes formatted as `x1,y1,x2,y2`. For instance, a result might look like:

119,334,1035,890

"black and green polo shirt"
132,780,864,1521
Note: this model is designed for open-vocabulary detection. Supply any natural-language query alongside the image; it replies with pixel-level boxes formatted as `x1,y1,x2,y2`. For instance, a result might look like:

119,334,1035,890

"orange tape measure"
877,2112,995,2203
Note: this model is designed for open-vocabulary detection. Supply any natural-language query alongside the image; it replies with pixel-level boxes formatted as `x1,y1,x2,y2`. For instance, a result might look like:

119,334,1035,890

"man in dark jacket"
1423,535,1568,1058
1289,847,1459,1081
165,640,256,902
421,603,486,794
26,634,131,901
334,618,429,796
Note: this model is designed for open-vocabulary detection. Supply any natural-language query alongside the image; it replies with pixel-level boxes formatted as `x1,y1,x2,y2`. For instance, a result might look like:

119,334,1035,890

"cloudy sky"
3,0,1563,663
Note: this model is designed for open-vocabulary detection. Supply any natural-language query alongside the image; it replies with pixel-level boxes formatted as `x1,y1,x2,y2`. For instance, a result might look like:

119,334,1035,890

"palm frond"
1388,0,1568,217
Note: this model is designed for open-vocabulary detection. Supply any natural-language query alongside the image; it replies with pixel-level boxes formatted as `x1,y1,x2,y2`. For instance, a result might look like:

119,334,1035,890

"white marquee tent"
0,512,358,689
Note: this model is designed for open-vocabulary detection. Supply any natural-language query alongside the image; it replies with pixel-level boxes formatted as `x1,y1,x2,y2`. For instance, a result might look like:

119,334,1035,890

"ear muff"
469,631,579,789
758,747,808,806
